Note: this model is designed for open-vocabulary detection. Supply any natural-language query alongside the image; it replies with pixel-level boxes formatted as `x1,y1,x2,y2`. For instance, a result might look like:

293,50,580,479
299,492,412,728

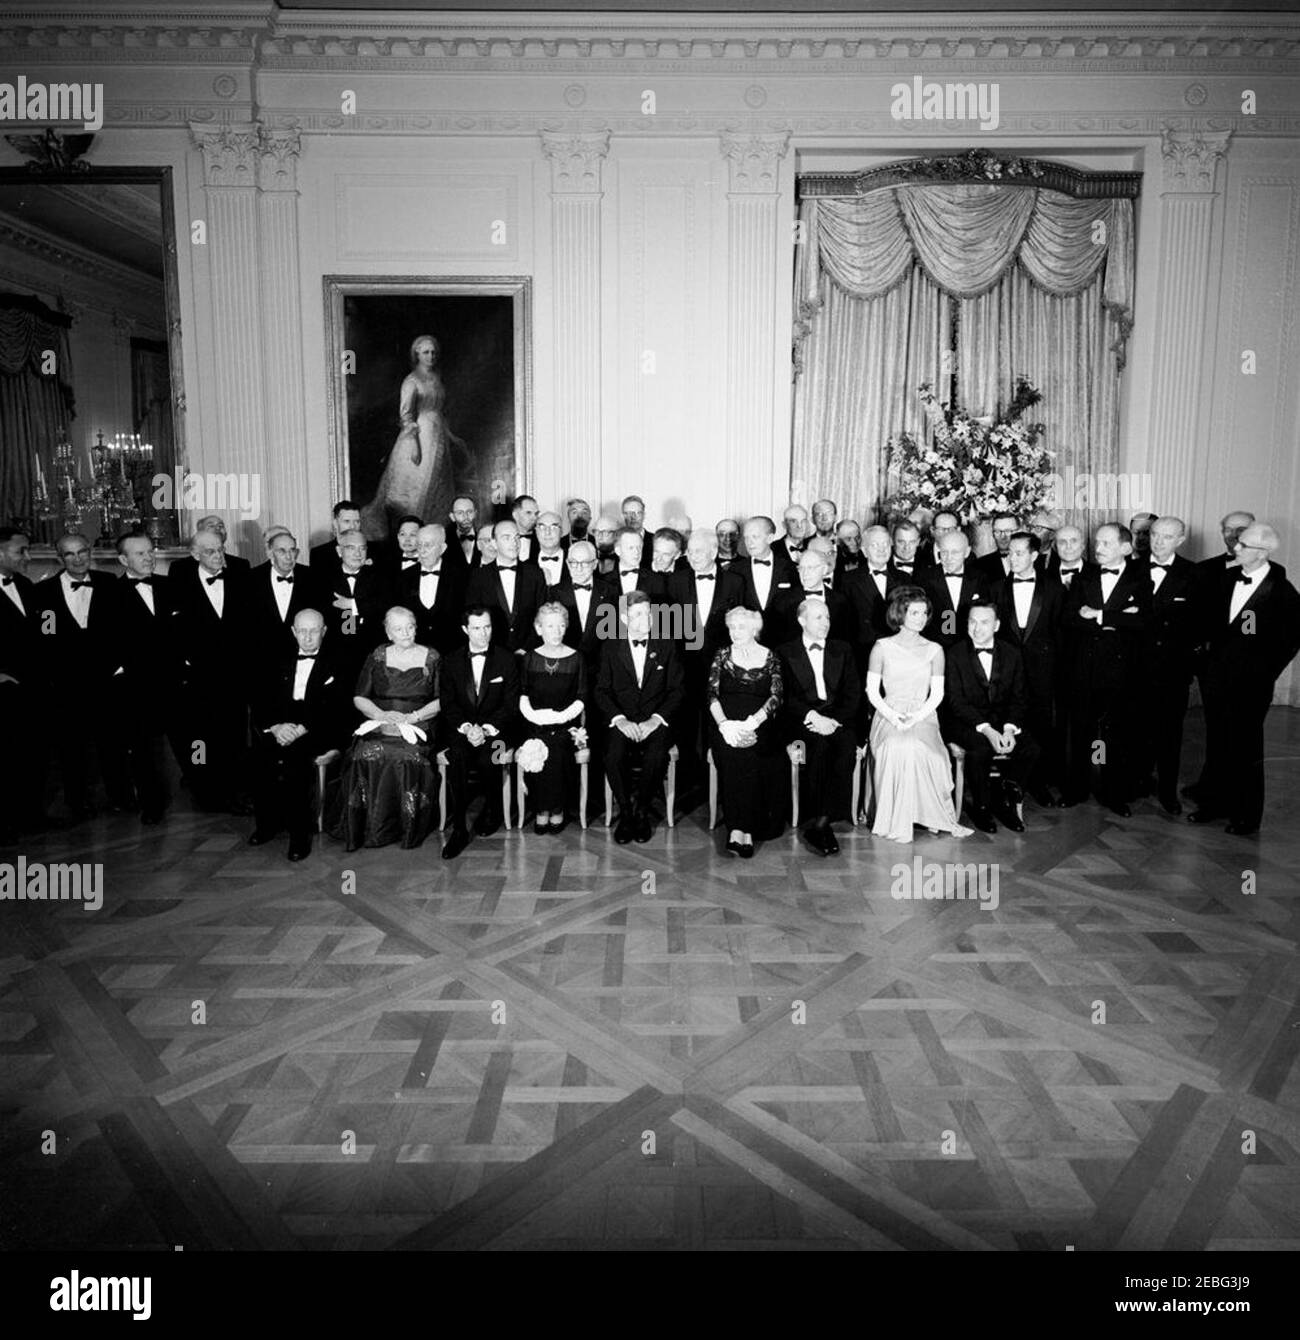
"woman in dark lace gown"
328,606,441,851
519,602,587,833
708,606,786,857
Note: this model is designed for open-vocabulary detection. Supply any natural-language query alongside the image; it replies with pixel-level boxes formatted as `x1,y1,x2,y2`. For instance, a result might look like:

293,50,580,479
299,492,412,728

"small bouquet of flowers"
568,726,589,750
885,378,1054,526
517,737,549,773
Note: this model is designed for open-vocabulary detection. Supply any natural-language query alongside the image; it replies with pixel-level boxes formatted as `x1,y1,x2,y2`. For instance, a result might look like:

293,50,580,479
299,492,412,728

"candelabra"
32,428,90,535
90,429,154,545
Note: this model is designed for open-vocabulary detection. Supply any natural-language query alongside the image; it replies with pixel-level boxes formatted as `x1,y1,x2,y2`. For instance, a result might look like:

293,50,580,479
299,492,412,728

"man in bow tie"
442,495,480,574
769,549,851,648
1040,523,1091,587
167,513,252,586
591,515,620,576
0,526,48,841
113,532,184,825
945,605,1039,833
621,494,653,567
1062,523,1151,814
399,523,466,654
249,608,351,860
170,527,254,814
841,524,899,672
561,497,592,550
889,519,932,579
326,529,392,678
533,511,567,586
772,504,811,565
714,517,741,569
921,530,990,651
1187,523,1300,836
651,527,687,578
385,514,424,581
732,516,797,641
975,513,1021,582
35,531,132,822
309,500,362,579
466,519,545,654
596,591,685,843
248,529,321,659
601,526,661,604
439,607,521,858
512,494,541,564
834,519,864,583
1131,516,1197,813
811,499,838,540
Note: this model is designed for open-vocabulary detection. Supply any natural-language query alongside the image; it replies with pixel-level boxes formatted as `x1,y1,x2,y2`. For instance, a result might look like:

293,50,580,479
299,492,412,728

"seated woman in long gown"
329,606,441,851
867,586,972,844
519,601,587,834
708,606,786,858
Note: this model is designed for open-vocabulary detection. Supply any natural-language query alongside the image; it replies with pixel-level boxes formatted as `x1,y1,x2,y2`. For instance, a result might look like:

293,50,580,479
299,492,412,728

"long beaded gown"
328,645,441,850
708,647,786,838
520,650,587,813
869,636,967,842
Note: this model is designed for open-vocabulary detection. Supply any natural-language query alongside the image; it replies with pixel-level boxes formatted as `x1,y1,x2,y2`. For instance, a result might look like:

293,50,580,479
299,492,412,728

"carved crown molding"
541,130,610,194
720,131,790,194
190,121,301,190
0,215,162,299
1160,128,1232,192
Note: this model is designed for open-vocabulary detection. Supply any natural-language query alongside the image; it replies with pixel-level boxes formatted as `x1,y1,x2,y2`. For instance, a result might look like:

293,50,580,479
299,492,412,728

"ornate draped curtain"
0,292,76,536
792,176,1135,524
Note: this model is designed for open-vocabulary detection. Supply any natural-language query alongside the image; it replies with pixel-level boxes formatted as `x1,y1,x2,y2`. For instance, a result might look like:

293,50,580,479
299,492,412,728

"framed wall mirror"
0,157,187,549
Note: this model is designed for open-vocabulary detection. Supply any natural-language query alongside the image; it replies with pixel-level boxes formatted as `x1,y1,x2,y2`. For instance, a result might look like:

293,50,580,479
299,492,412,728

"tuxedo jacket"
33,570,124,685
974,549,1013,584
0,572,40,686
922,565,994,650
1040,551,1096,590
731,552,798,615
251,647,352,752
595,636,685,728
555,580,611,665
113,573,183,710
1064,560,1151,694
771,535,809,566
1197,564,1300,696
168,552,251,589
439,644,520,740
308,540,344,579
1139,554,1199,685
1195,552,1288,593
888,553,933,583
466,561,546,653
833,544,864,587
385,552,424,586
322,564,392,652
533,549,570,590
777,636,861,732
841,563,903,661
398,562,468,655
991,571,1063,703
247,562,325,657
666,566,747,666
169,561,254,687
945,639,1030,739
767,586,853,650
598,566,668,606
513,531,542,566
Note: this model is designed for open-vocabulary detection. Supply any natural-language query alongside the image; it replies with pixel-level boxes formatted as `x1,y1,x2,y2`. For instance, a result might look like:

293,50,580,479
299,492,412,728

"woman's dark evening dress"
520,650,587,813
707,647,786,838
328,645,441,850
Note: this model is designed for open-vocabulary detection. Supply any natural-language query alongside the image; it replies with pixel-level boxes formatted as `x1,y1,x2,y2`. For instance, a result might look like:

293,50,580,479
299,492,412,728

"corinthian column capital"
541,130,611,194
189,123,259,189
719,131,790,194
1159,128,1231,194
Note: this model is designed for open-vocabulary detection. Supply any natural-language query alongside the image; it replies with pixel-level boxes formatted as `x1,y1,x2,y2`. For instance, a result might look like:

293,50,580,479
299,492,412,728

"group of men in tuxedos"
1,493,1296,851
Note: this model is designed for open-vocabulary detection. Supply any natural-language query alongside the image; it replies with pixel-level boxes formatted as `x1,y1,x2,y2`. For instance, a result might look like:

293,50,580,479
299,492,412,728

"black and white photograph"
0,0,1297,1303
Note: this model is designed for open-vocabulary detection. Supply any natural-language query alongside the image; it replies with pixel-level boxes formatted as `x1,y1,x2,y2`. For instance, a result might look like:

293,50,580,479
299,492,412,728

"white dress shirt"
1,575,26,615
943,572,963,611
497,563,516,611
573,584,592,630
60,570,93,628
694,569,716,627
201,569,226,617
1011,574,1035,628
1149,559,1171,594
751,557,774,608
272,568,293,622
538,550,564,585
630,635,648,687
1229,561,1269,623
1099,565,1122,607
418,566,441,609
1057,563,1081,588
129,577,156,616
292,655,316,701
803,636,828,704
619,567,641,595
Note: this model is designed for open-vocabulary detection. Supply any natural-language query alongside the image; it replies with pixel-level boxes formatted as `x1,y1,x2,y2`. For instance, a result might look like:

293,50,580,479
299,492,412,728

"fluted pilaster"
720,132,789,515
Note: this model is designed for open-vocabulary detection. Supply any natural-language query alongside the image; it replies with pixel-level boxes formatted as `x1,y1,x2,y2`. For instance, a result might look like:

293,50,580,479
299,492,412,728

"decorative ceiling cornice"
0,214,162,298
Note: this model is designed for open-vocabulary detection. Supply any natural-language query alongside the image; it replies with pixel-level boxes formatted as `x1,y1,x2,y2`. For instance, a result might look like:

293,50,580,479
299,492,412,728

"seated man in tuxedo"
310,500,362,577
975,513,1020,582
35,531,133,821
114,532,183,826
466,519,546,654
779,598,861,856
596,591,685,843
1133,516,1198,814
1063,522,1151,815
249,608,351,860
922,530,991,650
325,529,391,680
399,523,465,655
1188,523,1300,835
0,526,47,842
991,531,1063,806
769,549,851,648
534,511,568,588
439,606,520,859
945,605,1040,834
248,529,321,659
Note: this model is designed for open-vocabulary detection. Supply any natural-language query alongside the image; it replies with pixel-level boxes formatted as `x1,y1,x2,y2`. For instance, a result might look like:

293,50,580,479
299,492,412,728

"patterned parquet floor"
2,709,1299,1252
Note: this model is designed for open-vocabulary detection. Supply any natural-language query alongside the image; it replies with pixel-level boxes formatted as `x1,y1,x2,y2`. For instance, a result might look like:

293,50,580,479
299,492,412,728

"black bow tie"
807,641,824,652
977,647,994,658
695,573,715,581
895,562,913,571
631,638,647,648
1059,565,1080,573
1013,577,1035,583
498,563,516,571
420,568,441,577
276,575,294,583
620,568,639,576
128,576,154,585
471,650,488,657
541,554,560,562
296,652,317,660
1101,567,1121,575
0,576,12,586
69,578,92,589
205,574,224,585
1151,561,1171,568
752,558,771,566
572,582,592,591
1235,572,1254,584
401,558,419,567
870,568,888,577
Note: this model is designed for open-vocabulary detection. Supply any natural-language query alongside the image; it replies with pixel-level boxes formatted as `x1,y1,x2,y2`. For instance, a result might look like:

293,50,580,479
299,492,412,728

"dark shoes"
633,808,654,843
248,829,278,846
1100,796,1131,818
802,823,838,856
441,826,470,859
1187,810,1219,826
1224,822,1259,837
614,813,636,845
287,836,311,862
472,809,502,839
966,805,998,835
1158,792,1183,816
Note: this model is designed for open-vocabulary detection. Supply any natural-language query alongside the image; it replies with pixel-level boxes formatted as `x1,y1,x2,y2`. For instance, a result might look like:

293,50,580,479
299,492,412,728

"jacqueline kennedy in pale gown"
868,588,972,843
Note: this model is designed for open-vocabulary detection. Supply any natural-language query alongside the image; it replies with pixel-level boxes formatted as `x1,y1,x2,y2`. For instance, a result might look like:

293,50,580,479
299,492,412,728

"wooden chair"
314,749,341,832
437,746,515,831
604,744,678,828
515,741,591,830
787,740,866,829
947,741,1022,822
